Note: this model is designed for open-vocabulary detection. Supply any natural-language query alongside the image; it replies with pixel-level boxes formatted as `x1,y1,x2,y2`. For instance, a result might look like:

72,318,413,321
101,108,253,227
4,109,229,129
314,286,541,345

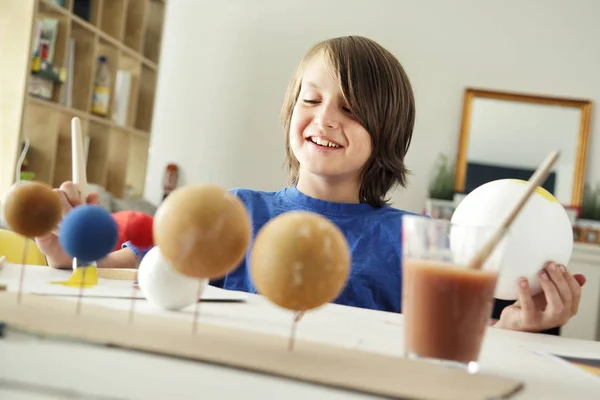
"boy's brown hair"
281,35,415,207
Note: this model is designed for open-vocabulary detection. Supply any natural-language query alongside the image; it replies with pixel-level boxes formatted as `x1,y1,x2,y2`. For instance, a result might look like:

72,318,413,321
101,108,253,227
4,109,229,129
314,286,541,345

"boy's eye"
342,106,354,116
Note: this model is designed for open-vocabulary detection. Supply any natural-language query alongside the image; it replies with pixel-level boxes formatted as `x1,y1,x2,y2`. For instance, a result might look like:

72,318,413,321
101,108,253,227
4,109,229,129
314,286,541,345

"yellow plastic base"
51,266,99,288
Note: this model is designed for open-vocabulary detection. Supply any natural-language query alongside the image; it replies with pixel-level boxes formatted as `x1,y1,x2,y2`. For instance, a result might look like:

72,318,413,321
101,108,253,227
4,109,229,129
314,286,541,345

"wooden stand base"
0,292,523,400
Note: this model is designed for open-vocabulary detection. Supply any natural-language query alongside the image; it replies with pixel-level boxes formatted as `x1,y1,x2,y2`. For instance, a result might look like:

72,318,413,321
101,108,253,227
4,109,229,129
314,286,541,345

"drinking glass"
401,214,506,373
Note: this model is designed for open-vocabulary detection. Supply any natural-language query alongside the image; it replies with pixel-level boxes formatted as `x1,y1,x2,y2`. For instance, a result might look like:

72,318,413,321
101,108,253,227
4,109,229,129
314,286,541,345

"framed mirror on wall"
454,88,592,206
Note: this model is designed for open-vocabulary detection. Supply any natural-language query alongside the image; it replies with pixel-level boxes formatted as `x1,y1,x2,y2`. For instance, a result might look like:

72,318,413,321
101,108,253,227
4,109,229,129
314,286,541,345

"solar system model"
1,115,569,351
1,117,353,347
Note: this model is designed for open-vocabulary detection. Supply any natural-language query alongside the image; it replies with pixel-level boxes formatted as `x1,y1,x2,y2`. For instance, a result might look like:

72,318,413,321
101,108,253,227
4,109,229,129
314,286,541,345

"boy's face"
289,54,372,186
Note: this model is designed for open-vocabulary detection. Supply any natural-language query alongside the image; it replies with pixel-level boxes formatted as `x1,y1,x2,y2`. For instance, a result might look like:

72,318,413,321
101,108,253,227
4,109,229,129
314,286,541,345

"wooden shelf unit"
0,0,165,200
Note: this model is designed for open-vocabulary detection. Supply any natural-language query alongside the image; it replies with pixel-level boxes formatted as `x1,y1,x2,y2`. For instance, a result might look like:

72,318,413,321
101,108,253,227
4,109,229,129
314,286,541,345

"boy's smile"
289,52,372,185
307,135,343,151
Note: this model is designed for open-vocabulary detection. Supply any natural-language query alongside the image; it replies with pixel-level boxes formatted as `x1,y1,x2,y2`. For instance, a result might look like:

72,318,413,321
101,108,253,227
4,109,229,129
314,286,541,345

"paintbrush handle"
71,117,88,202
468,150,560,269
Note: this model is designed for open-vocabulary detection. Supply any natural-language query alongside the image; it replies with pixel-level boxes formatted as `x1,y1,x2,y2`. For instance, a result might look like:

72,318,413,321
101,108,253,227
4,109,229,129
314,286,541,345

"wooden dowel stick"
192,279,204,335
288,311,305,351
17,239,29,304
76,260,85,315
467,150,560,270
128,282,137,324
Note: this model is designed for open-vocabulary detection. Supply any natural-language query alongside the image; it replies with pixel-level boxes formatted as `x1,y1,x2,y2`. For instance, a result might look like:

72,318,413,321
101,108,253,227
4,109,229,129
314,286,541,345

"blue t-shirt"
124,186,417,313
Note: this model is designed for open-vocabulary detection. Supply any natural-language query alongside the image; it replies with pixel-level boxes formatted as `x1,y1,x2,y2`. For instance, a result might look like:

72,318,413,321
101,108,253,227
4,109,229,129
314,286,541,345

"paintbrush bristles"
467,150,560,270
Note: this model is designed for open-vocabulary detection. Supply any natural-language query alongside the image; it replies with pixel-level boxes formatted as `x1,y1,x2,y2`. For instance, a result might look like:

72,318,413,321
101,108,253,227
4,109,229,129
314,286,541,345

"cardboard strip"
0,292,523,400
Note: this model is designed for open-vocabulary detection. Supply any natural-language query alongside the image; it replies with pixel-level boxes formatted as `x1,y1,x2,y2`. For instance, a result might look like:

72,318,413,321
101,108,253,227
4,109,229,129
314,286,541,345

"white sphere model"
137,246,208,311
450,179,573,300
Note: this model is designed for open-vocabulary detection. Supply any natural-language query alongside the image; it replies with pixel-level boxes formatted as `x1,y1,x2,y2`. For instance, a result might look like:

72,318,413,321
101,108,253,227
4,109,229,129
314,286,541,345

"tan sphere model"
2,181,62,238
153,184,252,279
250,211,351,311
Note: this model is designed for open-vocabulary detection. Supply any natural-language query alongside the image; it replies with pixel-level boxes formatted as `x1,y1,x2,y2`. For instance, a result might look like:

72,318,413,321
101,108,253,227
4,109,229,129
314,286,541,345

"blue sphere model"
59,205,118,262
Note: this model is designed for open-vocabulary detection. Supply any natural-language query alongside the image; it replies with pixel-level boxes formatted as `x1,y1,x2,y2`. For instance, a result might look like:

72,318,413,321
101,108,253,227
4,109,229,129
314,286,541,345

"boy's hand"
34,181,98,268
494,262,586,332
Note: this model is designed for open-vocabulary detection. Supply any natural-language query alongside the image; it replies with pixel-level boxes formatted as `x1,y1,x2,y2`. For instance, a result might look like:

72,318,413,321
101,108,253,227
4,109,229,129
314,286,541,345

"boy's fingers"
573,273,586,287
545,263,572,312
516,277,536,322
59,181,82,207
54,189,73,216
86,192,99,205
563,268,582,315
539,270,564,322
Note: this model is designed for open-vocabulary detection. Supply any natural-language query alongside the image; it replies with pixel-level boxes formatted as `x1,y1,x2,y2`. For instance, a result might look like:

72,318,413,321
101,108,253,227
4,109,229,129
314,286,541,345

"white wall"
143,0,600,212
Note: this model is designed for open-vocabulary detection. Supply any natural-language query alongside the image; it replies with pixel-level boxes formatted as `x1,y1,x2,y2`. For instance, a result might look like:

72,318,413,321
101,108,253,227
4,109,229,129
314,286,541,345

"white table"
1,263,600,400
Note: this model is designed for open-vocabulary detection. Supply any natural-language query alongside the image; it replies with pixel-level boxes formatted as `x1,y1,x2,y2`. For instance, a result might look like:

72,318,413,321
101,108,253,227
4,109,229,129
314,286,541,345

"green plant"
428,154,455,200
580,183,600,221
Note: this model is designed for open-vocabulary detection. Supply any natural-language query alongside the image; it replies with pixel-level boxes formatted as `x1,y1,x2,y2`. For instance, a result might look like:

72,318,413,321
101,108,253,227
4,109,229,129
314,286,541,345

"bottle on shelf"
91,56,111,117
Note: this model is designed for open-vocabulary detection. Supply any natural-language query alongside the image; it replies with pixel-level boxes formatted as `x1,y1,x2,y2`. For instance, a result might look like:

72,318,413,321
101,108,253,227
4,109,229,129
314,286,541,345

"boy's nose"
314,108,340,130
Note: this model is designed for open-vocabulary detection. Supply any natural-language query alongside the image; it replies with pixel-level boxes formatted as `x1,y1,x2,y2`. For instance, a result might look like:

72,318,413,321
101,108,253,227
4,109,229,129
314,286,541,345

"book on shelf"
112,70,132,126
28,17,66,101
32,18,59,63
61,38,75,107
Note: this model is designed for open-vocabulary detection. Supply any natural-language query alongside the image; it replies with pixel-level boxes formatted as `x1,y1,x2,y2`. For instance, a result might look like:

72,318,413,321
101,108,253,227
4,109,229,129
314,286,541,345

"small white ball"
137,246,208,311
451,179,573,300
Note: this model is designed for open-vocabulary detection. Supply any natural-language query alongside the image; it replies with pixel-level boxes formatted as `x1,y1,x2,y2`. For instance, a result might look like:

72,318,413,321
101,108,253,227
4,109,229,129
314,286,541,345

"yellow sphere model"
153,184,252,279
250,211,351,311
450,179,573,300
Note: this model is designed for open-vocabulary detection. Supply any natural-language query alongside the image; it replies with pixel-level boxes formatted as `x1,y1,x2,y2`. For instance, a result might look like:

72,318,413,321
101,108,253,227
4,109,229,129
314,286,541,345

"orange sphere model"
250,211,351,311
3,181,62,238
153,184,252,279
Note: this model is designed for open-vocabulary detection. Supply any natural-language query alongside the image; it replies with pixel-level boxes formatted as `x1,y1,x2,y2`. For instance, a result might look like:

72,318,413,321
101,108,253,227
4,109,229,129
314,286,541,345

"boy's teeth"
310,137,340,148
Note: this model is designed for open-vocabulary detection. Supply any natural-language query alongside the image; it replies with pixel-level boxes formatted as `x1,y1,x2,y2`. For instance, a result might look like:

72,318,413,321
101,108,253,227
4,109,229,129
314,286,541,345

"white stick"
467,150,560,270
71,117,89,274
71,117,88,202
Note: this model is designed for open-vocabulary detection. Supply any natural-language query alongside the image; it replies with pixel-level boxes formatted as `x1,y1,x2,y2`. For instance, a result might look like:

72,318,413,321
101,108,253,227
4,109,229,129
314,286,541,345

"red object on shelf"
163,163,179,201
